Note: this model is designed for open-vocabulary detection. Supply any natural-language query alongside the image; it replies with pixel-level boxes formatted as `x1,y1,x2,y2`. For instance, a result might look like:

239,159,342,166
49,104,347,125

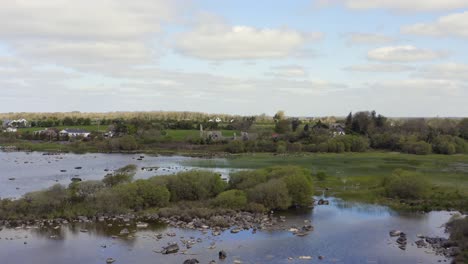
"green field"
164,129,240,141
186,152,468,194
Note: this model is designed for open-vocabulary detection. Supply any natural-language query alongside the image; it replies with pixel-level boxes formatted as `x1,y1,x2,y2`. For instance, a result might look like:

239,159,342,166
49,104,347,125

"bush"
282,173,313,207
276,141,287,153
382,169,430,199
102,164,136,187
229,170,268,190
165,170,226,202
134,180,170,208
446,216,468,263
212,190,247,209
225,140,245,153
316,171,327,181
248,179,291,210
402,140,432,155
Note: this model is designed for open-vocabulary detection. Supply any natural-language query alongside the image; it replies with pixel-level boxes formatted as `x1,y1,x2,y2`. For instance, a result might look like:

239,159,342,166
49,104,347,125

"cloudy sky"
1,0,467,117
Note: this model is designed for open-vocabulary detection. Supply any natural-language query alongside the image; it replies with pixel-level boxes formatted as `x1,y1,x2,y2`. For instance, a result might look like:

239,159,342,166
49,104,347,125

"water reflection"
0,197,454,264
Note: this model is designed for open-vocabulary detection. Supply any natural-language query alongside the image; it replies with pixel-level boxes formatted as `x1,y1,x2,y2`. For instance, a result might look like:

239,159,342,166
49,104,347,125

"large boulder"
219,250,227,260
183,259,199,264
162,243,179,254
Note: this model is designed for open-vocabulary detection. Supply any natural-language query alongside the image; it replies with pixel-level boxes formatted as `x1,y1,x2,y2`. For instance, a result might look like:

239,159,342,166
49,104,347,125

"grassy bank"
186,152,468,211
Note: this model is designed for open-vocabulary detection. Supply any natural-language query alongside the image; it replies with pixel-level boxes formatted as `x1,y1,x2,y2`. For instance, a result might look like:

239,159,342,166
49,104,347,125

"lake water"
0,152,457,263
0,152,236,198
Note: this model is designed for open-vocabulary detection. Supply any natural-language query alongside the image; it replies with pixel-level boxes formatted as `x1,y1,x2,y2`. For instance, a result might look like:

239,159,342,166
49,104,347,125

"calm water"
0,152,456,263
0,152,236,198
0,198,454,264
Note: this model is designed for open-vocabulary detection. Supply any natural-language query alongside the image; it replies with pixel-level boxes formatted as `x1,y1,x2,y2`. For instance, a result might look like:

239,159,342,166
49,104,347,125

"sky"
0,0,467,117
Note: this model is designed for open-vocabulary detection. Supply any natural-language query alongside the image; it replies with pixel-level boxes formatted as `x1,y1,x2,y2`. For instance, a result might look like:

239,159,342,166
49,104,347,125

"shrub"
166,170,226,202
225,140,245,153
282,173,313,207
248,179,291,210
229,170,268,190
316,171,327,181
134,180,170,208
102,164,136,187
382,169,430,199
276,141,287,153
402,140,432,155
212,190,247,209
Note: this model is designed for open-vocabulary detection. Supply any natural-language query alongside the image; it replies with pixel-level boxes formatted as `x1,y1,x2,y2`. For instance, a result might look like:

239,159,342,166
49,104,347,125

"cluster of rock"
389,230,460,258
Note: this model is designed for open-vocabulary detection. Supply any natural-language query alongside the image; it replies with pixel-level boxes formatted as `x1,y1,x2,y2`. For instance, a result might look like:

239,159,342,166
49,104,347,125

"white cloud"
402,11,468,38
414,63,468,81
316,0,468,11
267,65,308,78
368,45,446,62
0,0,183,69
174,19,323,60
344,63,414,72
346,33,395,45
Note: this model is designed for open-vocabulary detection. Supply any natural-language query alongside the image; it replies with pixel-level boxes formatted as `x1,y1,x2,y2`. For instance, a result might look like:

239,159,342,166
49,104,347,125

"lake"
0,152,457,263
0,152,237,198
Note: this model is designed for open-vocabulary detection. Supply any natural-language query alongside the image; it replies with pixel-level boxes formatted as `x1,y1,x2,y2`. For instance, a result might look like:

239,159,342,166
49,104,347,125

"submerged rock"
219,250,227,260
183,259,199,264
162,243,179,254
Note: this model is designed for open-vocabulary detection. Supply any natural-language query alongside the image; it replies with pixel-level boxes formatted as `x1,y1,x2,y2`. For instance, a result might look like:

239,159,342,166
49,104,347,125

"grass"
185,152,468,200
164,129,239,141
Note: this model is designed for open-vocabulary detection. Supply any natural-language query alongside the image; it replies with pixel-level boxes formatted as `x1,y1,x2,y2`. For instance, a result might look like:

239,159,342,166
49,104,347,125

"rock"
396,237,407,245
71,177,82,182
317,199,329,205
162,243,179,254
183,259,199,264
119,228,130,235
389,230,402,237
106,258,116,263
219,250,227,260
415,239,427,248
136,222,148,228
230,228,241,234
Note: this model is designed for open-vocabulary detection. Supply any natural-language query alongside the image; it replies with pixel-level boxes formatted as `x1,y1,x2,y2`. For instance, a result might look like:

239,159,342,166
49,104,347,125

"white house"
4,127,17,133
59,129,91,138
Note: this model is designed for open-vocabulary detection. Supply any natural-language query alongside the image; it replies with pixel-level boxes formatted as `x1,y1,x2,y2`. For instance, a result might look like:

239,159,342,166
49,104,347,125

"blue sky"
0,0,467,117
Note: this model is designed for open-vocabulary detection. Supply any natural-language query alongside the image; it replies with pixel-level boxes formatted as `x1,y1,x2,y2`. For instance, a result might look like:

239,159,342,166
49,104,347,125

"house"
2,119,28,128
59,128,91,138
204,131,223,141
208,117,222,123
8,119,28,128
34,128,58,139
330,123,346,136
4,127,17,133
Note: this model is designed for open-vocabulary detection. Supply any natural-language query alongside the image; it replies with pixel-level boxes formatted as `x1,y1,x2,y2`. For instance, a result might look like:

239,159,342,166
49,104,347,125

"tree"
282,173,313,207
275,120,291,134
273,110,285,121
345,112,353,131
291,118,301,132
459,118,468,140
382,169,429,199
248,179,291,210
212,190,247,209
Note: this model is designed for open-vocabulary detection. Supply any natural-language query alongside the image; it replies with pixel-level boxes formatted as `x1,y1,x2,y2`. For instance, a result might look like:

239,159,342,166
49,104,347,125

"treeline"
0,166,314,220
0,111,256,123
